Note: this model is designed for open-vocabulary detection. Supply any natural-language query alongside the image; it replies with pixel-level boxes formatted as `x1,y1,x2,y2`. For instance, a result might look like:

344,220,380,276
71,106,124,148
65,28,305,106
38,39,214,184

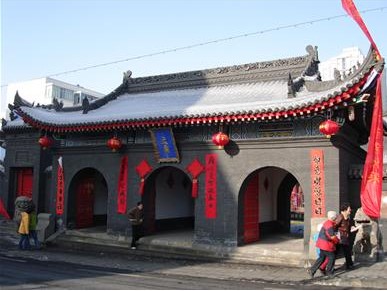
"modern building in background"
319,47,365,81
3,77,104,120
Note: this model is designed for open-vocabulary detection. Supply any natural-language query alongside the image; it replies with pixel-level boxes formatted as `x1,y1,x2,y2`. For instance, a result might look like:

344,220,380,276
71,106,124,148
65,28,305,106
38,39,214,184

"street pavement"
1,219,386,289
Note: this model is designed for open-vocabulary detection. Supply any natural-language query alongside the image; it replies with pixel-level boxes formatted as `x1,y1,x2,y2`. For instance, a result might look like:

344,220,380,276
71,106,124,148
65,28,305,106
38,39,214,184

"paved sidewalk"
1,219,386,289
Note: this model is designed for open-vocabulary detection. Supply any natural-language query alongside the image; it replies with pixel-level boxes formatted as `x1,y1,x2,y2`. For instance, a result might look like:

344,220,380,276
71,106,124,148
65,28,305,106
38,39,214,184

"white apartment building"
319,47,365,81
2,77,104,120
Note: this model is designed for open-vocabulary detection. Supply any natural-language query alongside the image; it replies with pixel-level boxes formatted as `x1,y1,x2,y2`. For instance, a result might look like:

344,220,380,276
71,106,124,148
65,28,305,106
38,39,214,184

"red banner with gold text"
117,156,128,214
56,157,64,215
341,0,381,59
205,154,217,219
361,76,383,218
310,149,326,218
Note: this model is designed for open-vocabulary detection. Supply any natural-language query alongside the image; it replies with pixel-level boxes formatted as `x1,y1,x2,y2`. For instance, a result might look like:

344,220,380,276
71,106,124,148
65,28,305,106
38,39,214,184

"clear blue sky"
1,0,386,106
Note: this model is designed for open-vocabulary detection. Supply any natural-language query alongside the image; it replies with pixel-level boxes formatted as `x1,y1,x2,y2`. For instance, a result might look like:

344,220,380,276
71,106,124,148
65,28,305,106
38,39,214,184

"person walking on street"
308,211,340,278
335,202,360,270
128,202,144,249
29,204,41,249
18,211,31,250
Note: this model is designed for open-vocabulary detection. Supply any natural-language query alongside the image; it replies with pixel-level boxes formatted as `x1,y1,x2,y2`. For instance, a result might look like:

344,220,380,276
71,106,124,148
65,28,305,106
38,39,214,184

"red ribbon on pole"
360,75,383,218
341,0,381,59
56,157,64,215
117,156,128,214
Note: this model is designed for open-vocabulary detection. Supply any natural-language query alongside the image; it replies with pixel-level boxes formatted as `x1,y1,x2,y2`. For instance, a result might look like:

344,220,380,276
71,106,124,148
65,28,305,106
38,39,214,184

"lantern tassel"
192,178,198,198
139,178,145,195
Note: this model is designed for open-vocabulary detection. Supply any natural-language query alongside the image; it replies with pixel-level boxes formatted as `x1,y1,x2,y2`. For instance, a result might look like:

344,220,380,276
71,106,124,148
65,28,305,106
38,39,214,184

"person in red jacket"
308,211,340,278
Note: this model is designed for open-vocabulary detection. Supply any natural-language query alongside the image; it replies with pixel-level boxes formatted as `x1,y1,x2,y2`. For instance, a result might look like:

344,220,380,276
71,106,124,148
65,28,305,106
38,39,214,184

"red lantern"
38,136,53,150
319,120,340,138
212,132,230,149
107,137,122,152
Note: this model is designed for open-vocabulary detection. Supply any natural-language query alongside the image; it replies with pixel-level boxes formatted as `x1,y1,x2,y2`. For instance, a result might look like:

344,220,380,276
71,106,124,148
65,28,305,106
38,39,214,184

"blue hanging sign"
149,128,180,163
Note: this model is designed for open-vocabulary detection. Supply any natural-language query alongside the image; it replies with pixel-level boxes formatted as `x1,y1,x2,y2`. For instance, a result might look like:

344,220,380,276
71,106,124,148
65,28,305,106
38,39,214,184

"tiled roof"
5,46,383,133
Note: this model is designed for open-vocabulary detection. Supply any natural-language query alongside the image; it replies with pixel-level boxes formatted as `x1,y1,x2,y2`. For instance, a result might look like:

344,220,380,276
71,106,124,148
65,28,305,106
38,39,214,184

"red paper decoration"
319,120,340,138
107,137,122,152
186,158,205,198
38,136,53,150
136,159,153,195
117,156,128,214
212,132,230,149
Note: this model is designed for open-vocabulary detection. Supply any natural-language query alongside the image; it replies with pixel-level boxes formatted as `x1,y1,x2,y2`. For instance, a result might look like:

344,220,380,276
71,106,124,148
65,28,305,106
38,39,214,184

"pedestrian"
313,223,328,275
18,210,31,250
335,202,360,270
128,202,144,249
29,204,41,249
308,211,340,278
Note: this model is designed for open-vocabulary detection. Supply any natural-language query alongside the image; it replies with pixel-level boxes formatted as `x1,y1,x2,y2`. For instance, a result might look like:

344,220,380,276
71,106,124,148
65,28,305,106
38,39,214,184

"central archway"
143,166,194,235
238,166,304,245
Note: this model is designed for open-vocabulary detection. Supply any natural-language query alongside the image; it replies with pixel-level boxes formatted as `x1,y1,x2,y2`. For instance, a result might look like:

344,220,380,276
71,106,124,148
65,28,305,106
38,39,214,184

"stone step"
55,232,304,267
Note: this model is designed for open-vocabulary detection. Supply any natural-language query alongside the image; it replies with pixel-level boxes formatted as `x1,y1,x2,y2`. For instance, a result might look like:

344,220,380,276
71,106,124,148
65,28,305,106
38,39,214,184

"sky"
1,0,387,114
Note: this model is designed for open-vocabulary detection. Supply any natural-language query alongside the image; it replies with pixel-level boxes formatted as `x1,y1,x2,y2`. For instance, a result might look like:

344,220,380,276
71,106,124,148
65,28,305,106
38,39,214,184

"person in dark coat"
335,202,360,270
128,202,144,249
308,211,340,278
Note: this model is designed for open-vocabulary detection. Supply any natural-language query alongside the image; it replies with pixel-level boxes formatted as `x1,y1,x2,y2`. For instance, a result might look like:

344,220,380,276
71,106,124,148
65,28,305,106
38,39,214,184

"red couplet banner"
117,156,128,214
310,149,326,218
205,154,217,219
56,158,64,215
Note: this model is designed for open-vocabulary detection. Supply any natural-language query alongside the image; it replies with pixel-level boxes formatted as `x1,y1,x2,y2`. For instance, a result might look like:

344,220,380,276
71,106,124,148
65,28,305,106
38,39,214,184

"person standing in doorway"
308,211,340,278
128,202,144,249
335,202,360,270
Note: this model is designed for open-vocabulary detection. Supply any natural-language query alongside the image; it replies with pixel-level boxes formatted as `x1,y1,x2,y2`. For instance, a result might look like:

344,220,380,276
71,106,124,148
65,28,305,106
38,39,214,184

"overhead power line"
1,6,386,88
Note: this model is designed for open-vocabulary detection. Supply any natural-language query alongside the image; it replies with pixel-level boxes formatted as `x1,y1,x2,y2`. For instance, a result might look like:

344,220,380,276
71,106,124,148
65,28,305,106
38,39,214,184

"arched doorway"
238,167,304,245
68,168,108,229
142,166,194,235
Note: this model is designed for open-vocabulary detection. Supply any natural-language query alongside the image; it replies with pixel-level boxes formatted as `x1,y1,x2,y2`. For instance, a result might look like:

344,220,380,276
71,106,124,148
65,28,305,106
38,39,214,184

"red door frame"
75,178,94,228
16,168,33,198
243,172,259,244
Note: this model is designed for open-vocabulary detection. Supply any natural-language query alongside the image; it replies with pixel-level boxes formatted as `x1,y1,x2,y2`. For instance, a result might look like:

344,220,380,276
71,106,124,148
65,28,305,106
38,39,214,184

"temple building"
1,45,385,262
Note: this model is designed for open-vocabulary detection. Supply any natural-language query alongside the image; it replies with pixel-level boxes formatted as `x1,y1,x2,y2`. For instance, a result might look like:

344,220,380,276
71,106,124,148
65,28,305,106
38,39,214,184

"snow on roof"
17,77,358,126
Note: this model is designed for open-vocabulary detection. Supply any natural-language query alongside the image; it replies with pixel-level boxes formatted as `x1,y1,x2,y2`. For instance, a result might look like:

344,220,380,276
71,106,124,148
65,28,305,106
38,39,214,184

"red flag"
0,198,11,220
360,76,383,218
341,0,381,59
117,156,128,214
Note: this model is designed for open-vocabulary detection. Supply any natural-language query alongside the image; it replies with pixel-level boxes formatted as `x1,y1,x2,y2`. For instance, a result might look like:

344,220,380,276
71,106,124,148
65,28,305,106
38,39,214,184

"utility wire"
1,6,386,88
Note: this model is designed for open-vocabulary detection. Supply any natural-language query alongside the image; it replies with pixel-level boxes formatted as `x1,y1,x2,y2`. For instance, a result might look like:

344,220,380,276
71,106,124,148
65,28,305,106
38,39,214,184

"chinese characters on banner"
310,150,326,218
117,156,128,214
149,128,180,162
205,154,217,218
56,156,64,215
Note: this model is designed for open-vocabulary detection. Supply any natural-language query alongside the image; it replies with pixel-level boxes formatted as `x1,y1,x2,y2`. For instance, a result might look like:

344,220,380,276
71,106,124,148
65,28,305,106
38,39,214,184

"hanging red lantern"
107,137,122,152
212,132,230,149
38,136,53,150
319,120,340,138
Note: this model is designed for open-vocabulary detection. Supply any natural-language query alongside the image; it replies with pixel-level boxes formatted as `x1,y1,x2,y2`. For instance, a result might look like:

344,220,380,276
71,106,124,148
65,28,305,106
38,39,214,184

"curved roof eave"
12,46,383,133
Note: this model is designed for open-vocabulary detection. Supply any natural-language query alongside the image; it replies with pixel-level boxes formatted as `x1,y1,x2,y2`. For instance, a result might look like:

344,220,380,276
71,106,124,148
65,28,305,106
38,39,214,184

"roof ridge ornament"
123,70,133,86
303,45,320,77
